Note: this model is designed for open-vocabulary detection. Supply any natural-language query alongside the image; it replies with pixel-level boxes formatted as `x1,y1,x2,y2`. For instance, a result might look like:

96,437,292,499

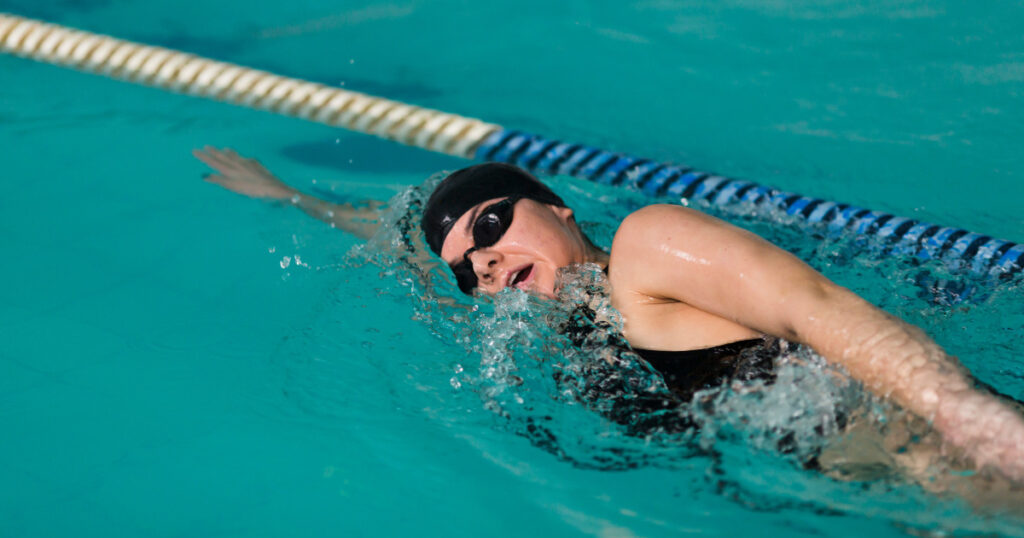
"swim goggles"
449,196,521,294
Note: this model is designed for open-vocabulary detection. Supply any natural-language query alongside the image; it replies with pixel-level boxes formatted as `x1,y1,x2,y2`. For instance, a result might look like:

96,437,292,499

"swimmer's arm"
289,194,382,240
193,147,381,240
193,148,463,306
612,204,1024,481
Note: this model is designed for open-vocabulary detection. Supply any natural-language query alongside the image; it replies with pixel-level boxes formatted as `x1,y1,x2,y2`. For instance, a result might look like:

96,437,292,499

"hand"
193,146,296,200
934,389,1024,482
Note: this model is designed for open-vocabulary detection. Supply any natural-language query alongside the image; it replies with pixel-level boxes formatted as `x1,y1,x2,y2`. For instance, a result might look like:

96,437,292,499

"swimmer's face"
440,197,585,298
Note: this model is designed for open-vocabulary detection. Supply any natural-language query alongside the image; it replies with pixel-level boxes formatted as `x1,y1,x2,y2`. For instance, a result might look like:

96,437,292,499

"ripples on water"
340,173,1024,535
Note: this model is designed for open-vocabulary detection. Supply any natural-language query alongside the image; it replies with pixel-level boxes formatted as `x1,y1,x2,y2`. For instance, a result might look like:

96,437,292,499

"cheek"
508,227,572,266
503,204,580,267
538,222,578,264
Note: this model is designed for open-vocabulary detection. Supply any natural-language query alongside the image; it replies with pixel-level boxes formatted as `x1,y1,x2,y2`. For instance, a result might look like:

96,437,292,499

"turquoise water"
2,0,1024,536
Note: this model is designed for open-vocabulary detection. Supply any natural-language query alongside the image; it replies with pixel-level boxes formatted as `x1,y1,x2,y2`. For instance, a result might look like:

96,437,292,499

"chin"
536,287,557,300
531,265,558,298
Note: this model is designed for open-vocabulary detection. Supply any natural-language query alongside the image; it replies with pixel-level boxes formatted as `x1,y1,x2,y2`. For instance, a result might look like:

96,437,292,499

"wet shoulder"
608,204,704,280
606,204,699,315
607,205,764,350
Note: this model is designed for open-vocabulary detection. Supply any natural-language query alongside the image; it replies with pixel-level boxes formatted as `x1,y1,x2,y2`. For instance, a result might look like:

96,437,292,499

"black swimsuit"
555,297,784,436
632,338,779,405
590,265,777,404
513,294,796,469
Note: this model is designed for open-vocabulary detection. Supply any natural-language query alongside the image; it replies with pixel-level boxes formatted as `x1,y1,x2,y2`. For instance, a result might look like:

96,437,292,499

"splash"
351,181,865,468
345,175,1024,531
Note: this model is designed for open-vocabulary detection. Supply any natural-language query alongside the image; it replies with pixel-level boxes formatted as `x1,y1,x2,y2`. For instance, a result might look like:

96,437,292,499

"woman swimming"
194,146,1024,491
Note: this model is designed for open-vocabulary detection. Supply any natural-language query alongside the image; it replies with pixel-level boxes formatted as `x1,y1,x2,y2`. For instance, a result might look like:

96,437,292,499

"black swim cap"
420,162,566,256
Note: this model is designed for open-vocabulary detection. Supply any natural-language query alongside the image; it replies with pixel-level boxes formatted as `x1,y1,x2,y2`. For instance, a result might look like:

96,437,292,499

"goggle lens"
448,197,520,294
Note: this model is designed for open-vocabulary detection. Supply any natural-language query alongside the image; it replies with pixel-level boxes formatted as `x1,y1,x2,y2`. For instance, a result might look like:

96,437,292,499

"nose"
468,248,503,288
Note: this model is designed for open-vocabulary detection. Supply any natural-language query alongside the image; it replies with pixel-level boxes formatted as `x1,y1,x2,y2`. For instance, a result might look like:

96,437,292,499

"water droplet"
449,377,461,390
280,256,291,269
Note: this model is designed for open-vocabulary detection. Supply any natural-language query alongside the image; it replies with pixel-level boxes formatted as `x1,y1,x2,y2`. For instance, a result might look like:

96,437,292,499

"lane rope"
2,12,1020,281
476,130,1024,280
0,13,498,158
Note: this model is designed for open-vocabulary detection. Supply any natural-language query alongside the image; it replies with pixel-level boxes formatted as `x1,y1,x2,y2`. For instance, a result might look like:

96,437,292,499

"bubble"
687,344,863,461
280,256,291,269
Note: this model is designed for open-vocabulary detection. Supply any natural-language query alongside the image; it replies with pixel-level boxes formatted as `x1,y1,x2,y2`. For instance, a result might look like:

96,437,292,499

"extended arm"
194,147,461,303
193,147,381,240
610,204,1024,480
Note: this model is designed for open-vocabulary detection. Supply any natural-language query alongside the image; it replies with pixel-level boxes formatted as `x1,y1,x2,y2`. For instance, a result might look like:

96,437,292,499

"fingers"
201,173,227,186
196,146,233,162
204,146,236,167
194,147,283,196
194,146,251,174
202,173,253,196
194,146,225,167
211,147,248,167
193,147,223,169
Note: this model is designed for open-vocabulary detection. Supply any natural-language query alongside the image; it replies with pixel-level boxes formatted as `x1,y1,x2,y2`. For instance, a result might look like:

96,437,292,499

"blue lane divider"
476,129,1022,279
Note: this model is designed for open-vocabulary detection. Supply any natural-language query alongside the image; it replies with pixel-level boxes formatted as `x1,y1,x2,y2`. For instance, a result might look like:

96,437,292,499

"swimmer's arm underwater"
195,147,454,301
611,204,1024,482
193,146,382,239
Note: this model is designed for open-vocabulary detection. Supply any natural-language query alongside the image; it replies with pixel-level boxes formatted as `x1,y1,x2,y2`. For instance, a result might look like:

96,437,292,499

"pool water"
2,0,1024,536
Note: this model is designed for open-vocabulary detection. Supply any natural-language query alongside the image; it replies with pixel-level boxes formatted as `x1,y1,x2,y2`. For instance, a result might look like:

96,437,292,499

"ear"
549,204,575,223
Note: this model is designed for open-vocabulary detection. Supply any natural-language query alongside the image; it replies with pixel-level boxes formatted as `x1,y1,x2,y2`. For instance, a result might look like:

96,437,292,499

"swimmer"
194,146,1024,496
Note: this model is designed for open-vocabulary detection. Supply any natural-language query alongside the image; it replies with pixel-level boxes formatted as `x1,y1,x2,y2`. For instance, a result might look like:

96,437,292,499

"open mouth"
509,264,534,289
